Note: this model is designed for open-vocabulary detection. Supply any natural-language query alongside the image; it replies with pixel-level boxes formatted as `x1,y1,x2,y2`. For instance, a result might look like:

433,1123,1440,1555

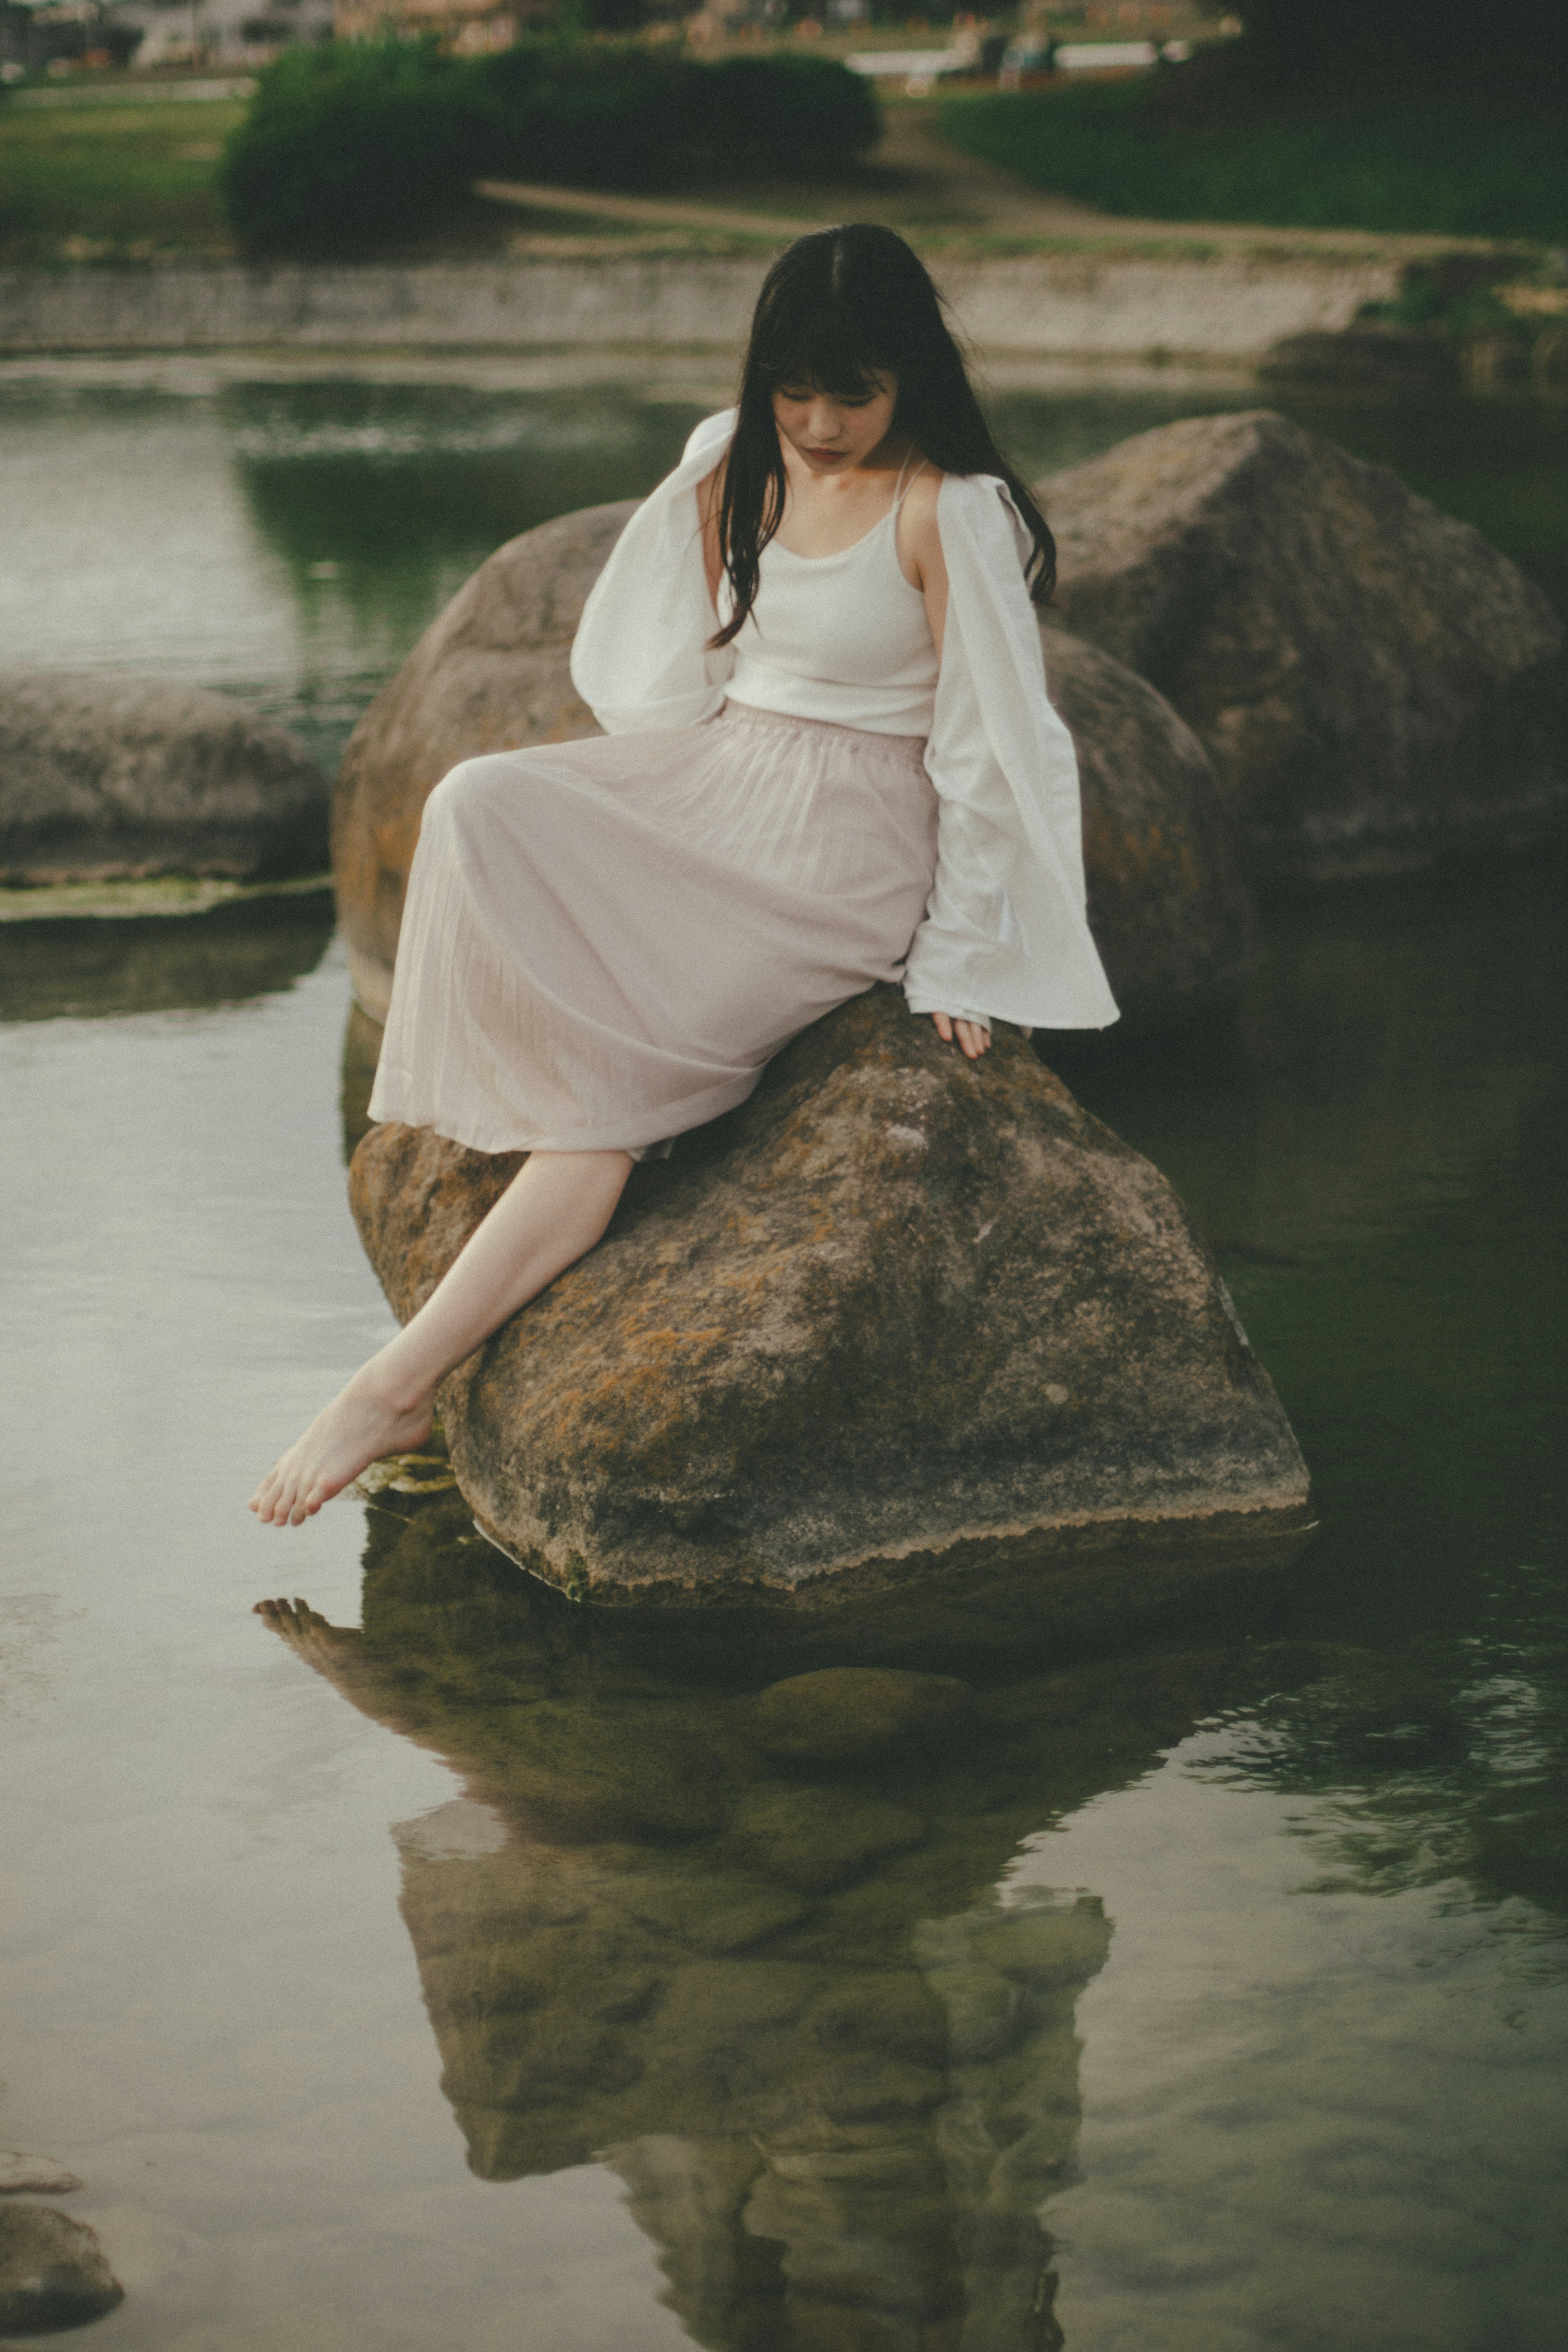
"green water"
0,361,1564,2349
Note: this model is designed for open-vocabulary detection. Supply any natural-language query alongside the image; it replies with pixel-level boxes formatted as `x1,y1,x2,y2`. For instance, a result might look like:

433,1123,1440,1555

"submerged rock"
1040,409,1566,878
751,1667,975,1764
733,1784,929,1893
0,671,328,886
0,2207,123,2334
350,985,1313,1620
329,497,1251,1031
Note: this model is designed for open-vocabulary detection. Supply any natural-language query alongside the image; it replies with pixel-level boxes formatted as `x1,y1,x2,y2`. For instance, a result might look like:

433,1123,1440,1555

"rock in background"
1041,409,1566,879
0,673,329,886
331,500,634,1024
1045,629,1252,1029
350,988,1313,1620
0,2207,123,2335
329,500,1252,1034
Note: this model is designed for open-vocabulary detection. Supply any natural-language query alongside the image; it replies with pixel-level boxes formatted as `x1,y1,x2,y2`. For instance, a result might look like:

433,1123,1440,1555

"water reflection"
0,891,334,1022
4,367,1562,793
257,1463,1568,2347
261,1500,1290,2351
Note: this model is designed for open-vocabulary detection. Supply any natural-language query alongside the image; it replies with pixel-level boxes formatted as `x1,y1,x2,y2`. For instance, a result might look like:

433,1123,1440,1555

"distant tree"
1238,0,1568,83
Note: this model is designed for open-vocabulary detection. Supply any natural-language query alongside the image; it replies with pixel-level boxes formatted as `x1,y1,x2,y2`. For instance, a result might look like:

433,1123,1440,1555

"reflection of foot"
254,1596,359,1676
247,1368,433,1527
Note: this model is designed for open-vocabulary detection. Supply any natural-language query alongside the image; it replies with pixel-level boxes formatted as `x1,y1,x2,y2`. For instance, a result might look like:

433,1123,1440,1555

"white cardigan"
570,409,1119,1034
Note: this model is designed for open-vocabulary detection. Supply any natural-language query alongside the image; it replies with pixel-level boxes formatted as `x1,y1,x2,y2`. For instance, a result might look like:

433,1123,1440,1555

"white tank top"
722,465,938,737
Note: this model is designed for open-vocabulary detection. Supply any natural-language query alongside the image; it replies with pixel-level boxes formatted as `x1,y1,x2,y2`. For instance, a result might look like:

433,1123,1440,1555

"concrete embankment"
0,247,1399,362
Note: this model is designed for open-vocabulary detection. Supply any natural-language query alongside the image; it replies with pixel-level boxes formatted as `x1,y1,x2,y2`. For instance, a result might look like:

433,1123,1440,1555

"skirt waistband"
717,698,928,762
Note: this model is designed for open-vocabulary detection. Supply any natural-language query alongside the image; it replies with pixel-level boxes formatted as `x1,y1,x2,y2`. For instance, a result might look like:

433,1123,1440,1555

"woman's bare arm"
696,462,725,618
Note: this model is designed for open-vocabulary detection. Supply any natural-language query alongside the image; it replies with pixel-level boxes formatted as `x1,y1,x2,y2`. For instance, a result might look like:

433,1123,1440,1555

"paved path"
480,102,1512,261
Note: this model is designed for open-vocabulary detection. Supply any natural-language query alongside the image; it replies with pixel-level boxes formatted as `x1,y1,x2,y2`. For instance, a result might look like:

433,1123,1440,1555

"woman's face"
771,372,899,475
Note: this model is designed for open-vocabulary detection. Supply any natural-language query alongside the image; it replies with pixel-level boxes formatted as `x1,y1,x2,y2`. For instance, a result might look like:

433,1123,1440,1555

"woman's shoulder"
681,408,737,470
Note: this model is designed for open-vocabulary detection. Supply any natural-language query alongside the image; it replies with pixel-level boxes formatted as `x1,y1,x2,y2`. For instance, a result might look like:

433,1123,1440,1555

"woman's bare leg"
249,1148,633,1529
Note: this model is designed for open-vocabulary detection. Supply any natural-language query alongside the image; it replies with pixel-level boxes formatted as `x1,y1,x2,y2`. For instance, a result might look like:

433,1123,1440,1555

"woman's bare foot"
248,1364,434,1528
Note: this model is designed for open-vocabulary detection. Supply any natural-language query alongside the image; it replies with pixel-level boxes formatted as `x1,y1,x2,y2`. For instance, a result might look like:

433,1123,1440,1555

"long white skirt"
367,701,939,1157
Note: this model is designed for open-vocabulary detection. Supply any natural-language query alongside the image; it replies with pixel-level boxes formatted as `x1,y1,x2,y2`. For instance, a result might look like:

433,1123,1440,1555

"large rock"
331,499,634,1023
330,500,1251,1032
349,986,1313,1621
1045,626,1251,1029
1040,409,1566,878
0,672,328,885
0,2207,123,2334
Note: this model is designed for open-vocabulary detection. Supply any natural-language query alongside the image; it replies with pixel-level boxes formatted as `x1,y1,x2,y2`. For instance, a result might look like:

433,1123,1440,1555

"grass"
0,95,247,266
936,78,1568,245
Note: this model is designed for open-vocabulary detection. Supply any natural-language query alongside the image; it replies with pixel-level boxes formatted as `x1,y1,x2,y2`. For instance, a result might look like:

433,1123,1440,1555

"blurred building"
332,0,553,45
106,0,334,68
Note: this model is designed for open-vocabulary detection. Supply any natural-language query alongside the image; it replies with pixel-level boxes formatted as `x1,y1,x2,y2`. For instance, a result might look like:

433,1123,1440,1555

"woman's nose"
806,400,842,443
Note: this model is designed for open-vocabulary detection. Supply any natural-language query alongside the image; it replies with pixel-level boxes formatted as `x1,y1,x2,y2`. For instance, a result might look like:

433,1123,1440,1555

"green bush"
219,39,478,259
937,80,1568,244
465,40,697,189
221,37,880,257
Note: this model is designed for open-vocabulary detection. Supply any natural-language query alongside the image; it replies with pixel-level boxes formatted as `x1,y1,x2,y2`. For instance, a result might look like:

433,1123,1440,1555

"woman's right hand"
929,1012,991,1061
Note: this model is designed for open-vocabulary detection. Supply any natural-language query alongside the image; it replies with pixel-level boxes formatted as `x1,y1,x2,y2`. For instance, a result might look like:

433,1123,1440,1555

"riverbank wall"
0,247,1400,362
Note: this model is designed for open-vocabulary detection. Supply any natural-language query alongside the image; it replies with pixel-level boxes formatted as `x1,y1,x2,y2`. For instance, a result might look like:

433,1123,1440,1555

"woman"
250,223,1118,1530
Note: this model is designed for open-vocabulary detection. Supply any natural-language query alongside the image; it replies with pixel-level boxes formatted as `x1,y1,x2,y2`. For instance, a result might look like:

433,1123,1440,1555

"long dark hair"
710,222,1054,651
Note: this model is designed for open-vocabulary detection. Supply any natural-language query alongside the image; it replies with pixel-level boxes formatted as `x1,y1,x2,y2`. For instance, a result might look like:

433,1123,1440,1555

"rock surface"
329,499,1252,1031
0,672,329,885
1040,409,1566,878
0,2207,123,2334
350,985,1313,1619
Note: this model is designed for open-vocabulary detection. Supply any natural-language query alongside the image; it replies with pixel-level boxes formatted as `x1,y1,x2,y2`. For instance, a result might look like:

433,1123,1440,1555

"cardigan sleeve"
901,474,1119,1034
570,410,736,736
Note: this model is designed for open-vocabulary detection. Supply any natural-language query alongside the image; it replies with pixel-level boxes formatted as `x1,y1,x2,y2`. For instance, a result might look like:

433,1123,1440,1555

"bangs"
757,307,889,398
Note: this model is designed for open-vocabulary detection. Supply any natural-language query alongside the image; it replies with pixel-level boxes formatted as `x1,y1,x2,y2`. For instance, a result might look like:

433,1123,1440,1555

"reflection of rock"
329,497,1251,1032
1042,410,1566,878
0,890,333,1024
0,673,329,886
330,500,634,1023
260,1513,1264,2351
0,2207,123,2334
751,1668,975,1764
351,986,1313,1619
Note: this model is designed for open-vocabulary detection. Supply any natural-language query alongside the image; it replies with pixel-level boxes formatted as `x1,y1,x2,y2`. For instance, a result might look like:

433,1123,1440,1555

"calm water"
0,360,1564,2351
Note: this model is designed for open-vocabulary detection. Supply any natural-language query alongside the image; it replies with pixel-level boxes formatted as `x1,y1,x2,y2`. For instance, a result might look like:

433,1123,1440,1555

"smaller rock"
751,1668,975,1765
0,671,328,886
734,1786,928,1893
0,2206,124,2334
0,2152,82,2196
